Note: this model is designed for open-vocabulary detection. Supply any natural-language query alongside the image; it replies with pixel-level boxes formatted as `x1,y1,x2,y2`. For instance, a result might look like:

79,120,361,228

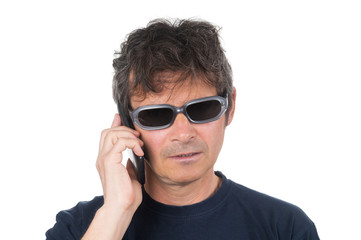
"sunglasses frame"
130,95,228,130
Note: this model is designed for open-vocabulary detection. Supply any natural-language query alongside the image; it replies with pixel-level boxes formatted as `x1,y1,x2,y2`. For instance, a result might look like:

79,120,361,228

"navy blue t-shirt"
46,172,319,239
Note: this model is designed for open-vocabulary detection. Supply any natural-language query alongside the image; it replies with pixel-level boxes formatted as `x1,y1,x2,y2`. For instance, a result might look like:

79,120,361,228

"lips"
176,153,197,157
162,142,206,163
168,152,201,163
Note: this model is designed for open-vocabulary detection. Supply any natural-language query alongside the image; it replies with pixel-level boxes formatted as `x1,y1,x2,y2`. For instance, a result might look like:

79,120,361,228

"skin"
131,80,236,205
82,78,236,239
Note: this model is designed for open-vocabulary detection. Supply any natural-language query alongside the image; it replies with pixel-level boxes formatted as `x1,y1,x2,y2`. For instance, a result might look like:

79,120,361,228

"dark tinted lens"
186,100,221,122
138,107,174,127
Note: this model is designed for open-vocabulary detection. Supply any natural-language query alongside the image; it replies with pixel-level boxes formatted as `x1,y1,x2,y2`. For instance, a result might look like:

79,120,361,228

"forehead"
130,78,217,109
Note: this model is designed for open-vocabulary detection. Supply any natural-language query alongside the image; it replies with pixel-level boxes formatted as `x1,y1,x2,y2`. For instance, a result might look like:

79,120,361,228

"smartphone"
117,103,145,185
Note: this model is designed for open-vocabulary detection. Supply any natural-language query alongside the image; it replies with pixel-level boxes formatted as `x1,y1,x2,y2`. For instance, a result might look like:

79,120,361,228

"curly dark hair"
112,18,233,118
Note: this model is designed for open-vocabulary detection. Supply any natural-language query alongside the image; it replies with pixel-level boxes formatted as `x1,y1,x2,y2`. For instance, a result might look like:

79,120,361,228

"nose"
169,113,196,143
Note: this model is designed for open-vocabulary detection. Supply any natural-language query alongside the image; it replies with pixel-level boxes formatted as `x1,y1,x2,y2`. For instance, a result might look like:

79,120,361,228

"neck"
144,169,221,206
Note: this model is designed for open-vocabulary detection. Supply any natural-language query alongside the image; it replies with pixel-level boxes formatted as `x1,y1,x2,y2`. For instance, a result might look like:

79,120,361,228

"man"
46,19,319,239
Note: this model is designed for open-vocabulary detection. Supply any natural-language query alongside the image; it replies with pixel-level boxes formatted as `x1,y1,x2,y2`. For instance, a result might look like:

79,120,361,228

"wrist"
98,203,135,221
81,204,136,240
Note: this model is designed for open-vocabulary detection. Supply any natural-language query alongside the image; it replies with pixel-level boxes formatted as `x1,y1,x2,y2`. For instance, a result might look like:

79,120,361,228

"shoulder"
226,179,319,239
46,196,104,239
229,181,301,212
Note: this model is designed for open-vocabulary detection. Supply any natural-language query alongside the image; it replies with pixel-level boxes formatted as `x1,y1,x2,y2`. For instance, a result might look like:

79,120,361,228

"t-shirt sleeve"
282,205,320,240
46,209,83,240
45,197,103,240
231,181,320,240
297,222,320,240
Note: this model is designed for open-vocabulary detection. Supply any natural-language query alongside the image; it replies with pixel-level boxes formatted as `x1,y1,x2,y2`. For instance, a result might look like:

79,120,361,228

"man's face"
130,79,235,185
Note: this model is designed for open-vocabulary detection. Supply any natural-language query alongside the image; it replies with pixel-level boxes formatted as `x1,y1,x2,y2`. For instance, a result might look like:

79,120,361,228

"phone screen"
117,103,145,184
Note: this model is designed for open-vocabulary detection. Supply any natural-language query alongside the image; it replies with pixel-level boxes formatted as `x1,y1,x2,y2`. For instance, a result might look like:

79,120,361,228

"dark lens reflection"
187,100,221,122
138,107,174,127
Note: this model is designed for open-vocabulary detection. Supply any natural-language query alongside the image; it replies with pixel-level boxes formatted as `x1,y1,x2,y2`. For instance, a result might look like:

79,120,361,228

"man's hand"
96,113,143,211
82,114,144,239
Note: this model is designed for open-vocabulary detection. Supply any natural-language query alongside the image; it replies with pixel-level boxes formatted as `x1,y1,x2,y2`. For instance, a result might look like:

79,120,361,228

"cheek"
140,130,167,159
197,119,226,156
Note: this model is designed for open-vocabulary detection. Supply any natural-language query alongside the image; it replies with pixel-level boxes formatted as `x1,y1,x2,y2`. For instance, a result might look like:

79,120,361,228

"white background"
0,0,360,239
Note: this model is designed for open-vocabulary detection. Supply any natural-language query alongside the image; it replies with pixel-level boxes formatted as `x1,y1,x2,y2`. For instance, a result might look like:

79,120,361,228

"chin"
169,172,201,185
146,156,215,185
162,165,213,186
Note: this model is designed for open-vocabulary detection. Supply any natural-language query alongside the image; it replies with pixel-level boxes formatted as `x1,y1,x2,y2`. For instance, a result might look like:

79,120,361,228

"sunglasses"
130,95,228,130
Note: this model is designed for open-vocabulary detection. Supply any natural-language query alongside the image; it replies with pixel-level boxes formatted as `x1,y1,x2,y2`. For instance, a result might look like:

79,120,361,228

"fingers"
97,115,144,179
109,136,144,157
99,123,141,154
100,129,143,155
111,113,121,128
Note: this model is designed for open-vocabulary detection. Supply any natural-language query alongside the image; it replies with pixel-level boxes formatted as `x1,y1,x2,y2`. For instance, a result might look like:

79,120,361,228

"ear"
226,87,236,126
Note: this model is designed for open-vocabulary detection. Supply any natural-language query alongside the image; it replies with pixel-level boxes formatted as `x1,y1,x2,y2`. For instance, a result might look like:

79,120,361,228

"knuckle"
100,129,108,138
95,159,101,169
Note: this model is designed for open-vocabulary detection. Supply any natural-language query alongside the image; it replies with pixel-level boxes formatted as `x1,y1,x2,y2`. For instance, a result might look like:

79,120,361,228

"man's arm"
81,114,143,239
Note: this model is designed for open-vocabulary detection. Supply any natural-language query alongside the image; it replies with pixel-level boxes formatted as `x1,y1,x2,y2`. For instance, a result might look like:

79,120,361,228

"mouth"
175,153,198,157
169,152,201,163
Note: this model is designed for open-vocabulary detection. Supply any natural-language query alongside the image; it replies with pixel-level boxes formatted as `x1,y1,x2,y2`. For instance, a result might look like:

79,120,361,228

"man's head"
112,18,236,186
112,18,233,119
